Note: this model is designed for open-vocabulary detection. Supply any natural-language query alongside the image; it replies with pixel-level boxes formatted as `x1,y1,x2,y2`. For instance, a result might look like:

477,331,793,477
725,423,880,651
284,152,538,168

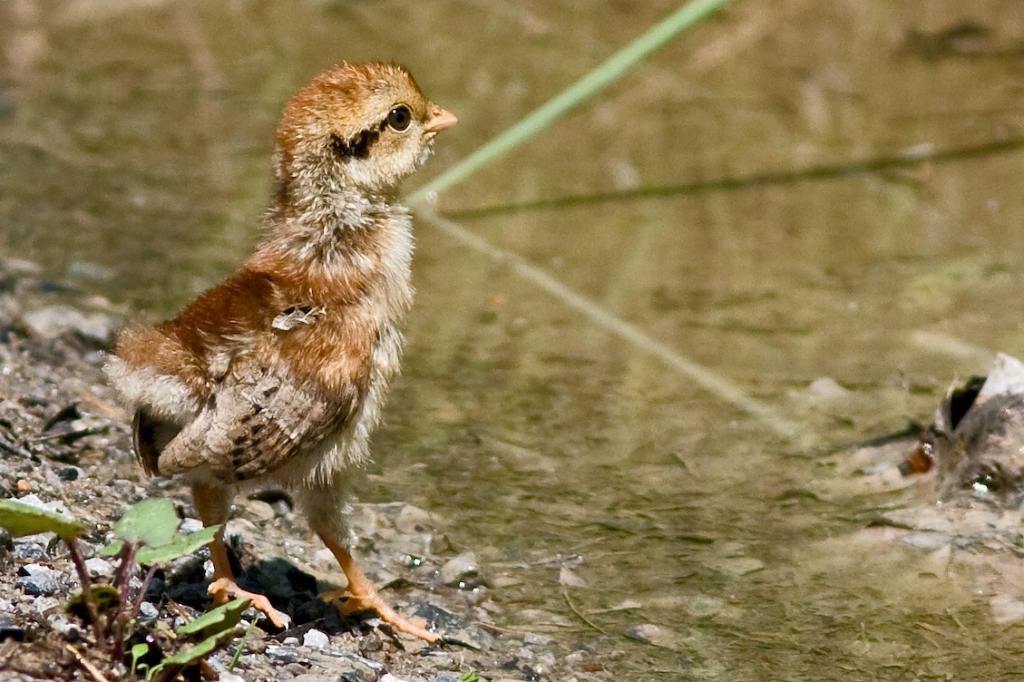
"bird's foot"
208,577,291,629
325,589,438,642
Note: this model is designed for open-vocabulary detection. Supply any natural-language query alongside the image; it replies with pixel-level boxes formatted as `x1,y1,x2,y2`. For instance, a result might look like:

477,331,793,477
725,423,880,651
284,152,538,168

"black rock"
0,615,25,642
289,593,328,624
163,553,206,586
144,577,165,600
165,581,213,610
57,466,82,482
243,557,318,600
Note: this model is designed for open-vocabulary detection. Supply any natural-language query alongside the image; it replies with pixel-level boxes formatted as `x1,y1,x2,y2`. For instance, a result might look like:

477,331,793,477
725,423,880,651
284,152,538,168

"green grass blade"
409,0,734,204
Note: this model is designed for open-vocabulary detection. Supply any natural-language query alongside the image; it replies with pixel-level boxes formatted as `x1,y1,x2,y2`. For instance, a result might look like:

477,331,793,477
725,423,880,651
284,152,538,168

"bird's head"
273,62,457,203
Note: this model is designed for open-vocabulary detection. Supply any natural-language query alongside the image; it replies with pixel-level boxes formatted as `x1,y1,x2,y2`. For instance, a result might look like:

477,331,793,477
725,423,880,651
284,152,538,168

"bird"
104,62,456,641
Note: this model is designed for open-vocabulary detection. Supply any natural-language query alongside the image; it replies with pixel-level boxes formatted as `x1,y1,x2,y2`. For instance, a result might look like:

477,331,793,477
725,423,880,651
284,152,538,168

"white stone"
302,628,330,649
523,632,552,646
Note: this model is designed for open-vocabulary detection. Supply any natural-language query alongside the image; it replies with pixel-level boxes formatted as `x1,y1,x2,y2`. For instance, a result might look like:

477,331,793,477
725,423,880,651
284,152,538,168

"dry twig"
66,643,111,682
562,589,609,635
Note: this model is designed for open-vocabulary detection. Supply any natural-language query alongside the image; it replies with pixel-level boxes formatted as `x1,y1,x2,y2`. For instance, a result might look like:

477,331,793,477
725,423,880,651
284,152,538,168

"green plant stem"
229,618,258,671
110,542,141,661
130,564,160,624
408,0,733,204
66,538,106,655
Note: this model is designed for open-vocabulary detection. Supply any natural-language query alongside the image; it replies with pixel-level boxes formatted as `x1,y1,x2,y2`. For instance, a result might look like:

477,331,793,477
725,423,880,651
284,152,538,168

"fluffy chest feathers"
107,211,413,484
197,208,414,398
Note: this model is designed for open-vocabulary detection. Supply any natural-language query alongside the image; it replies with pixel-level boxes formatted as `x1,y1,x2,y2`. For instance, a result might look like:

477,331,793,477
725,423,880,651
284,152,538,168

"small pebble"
302,628,330,649
244,499,276,522
523,632,553,647
535,652,557,670
13,542,48,562
440,551,478,586
16,564,62,595
179,518,204,534
807,376,851,401
56,467,80,482
138,602,159,620
282,663,308,677
265,645,302,664
53,619,83,642
625,622,687,651
85,557,114,579
565,650,586,666
394,504,437,534
16,479,31,492
558,565,587,587
515,647,535,663
626,623,662,643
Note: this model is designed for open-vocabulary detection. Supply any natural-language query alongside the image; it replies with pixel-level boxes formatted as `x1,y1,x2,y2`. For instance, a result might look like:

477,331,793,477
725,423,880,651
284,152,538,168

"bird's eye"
386,105,412,132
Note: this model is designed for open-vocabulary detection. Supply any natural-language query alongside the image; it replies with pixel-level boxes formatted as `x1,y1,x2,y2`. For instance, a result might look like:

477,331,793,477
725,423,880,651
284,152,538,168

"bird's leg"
318,533,438,642
192,483,290,629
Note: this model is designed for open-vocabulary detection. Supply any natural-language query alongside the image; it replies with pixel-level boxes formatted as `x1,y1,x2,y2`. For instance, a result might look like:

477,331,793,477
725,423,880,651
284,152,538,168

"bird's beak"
424,107,458,133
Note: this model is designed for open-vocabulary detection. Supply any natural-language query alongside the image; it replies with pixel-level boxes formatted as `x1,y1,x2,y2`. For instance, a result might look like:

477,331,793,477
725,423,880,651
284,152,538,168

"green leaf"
176,598,249,640
135,524,219,565
99,538,125,557
130,642,150,676
140,598,247,675
113,499,180,547
143,601,249,680
156,634,220,667
144,632,226,680
0,498,86,540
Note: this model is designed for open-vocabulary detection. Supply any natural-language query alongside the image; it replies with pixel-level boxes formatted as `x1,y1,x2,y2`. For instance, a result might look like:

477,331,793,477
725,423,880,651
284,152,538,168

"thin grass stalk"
408,0,734,204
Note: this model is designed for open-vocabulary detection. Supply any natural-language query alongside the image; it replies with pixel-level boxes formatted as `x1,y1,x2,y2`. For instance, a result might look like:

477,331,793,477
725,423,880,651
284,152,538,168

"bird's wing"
133,410,182,477
153,360,359,482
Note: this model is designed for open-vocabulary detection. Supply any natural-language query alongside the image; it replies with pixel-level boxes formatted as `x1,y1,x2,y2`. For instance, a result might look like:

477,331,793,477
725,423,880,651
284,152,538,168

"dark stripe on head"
330,128,381,159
